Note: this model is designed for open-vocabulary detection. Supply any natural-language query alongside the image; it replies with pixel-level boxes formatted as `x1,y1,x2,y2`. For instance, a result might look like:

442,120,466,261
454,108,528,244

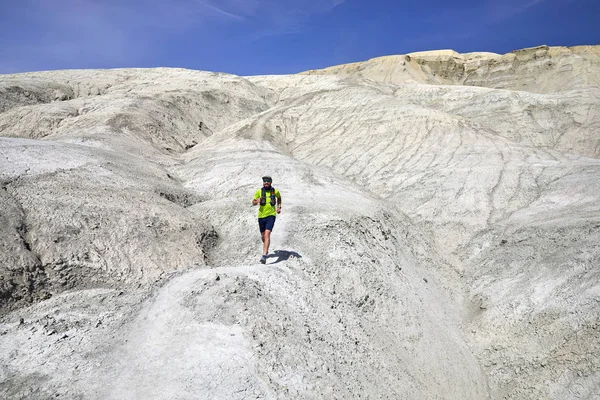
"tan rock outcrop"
302,45,600,93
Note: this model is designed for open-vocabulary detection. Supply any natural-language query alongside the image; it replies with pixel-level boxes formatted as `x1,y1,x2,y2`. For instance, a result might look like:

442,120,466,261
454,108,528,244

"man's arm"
252,191,260,206
276,192,282,213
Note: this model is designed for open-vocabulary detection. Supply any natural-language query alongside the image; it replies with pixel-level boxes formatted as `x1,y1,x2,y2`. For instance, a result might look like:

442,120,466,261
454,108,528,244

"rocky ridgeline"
302,45,600,94
0,46,598,399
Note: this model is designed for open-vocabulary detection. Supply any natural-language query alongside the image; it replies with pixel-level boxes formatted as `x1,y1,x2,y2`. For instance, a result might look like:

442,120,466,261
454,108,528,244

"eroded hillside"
1,46,599,399
302,45,600,94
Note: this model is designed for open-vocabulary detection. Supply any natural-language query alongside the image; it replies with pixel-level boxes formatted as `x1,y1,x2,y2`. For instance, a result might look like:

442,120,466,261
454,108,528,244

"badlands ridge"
0,45,599,399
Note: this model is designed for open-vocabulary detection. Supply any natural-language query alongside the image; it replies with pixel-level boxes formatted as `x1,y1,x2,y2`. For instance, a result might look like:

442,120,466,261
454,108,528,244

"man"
251,176,282,264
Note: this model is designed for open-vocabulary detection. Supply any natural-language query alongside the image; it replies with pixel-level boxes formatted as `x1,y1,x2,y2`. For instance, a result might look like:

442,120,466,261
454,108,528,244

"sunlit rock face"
302,45,600,93
1,46,598,400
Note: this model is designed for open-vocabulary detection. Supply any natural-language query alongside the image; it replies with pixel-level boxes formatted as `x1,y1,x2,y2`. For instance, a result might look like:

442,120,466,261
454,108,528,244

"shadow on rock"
268,250,302,264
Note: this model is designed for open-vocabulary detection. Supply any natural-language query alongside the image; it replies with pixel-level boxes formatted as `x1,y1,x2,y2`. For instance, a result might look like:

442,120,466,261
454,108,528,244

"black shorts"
258,216,276,232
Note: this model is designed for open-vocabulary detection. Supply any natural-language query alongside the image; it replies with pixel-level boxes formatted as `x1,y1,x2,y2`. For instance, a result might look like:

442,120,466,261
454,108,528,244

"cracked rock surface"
1,46,599,399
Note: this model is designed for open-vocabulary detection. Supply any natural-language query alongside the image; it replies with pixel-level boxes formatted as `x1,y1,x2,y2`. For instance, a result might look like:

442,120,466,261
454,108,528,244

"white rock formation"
302,45,600,94
0,46,599,399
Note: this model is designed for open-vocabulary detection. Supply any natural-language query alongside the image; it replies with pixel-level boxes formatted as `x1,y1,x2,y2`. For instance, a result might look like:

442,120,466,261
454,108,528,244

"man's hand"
252,199,259,206
276,206,281,214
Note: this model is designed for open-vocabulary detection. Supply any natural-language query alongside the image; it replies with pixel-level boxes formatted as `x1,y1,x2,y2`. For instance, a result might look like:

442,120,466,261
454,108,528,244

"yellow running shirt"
253,188,281,218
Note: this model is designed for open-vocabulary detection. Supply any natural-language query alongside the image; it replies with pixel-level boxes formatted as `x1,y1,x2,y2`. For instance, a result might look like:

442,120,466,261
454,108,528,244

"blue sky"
1,0,598,75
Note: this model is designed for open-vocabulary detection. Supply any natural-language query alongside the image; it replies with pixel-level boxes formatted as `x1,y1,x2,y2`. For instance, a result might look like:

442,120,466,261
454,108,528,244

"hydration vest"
260,187,276,206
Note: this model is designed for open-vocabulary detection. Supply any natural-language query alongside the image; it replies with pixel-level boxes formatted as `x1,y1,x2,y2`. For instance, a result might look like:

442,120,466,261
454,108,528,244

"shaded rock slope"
1,46,599,399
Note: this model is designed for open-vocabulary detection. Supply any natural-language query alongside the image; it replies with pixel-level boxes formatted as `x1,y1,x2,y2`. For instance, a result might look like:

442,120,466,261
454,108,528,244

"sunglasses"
263,179,272,183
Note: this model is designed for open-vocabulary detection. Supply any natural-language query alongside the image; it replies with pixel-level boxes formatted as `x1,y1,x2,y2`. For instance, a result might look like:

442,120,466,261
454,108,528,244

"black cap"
262,176,272,182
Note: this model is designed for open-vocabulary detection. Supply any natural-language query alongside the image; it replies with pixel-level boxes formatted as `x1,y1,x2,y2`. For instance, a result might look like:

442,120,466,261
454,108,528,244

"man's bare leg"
262,230,271,255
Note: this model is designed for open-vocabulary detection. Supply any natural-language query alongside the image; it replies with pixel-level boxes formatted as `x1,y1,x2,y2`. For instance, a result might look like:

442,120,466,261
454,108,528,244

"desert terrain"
1,45,599,399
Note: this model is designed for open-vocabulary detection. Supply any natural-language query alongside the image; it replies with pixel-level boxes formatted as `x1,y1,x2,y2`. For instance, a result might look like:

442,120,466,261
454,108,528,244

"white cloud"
485,0,547,21
199,0,346,28
193,1,246,20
